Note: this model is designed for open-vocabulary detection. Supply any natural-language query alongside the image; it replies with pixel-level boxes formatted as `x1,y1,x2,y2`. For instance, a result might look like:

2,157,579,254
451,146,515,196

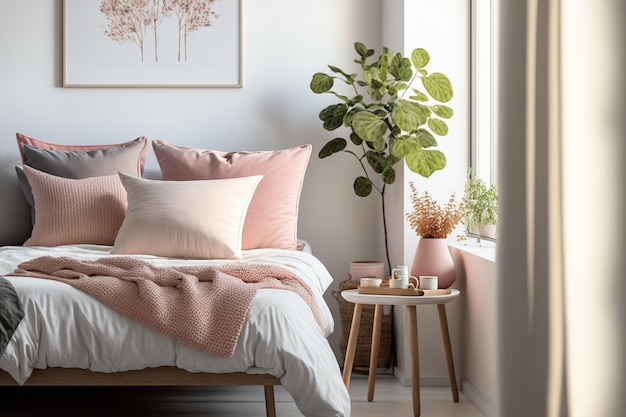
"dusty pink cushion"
112,173,263,260
22,166,127,246
16,132,148,174
152,140,312,250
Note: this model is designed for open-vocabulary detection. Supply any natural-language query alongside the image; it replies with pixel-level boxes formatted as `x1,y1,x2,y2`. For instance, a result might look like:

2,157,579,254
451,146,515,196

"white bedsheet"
0,244,350,417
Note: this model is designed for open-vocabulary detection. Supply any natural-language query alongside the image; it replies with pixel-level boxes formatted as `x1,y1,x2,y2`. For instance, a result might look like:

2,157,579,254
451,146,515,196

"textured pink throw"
9,256,326,358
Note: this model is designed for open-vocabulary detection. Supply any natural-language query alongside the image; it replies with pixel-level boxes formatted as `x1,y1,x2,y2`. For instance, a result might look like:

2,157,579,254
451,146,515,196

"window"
469,0,499,241
471,0,498,186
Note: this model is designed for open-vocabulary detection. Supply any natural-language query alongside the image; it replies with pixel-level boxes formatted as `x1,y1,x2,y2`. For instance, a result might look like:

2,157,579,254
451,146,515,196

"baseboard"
462,378,497,417
392,367,462,389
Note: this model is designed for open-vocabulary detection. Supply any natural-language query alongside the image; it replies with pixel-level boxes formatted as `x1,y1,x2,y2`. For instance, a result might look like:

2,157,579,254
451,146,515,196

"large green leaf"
372,137,387,152
428,118,449,136
319,138,347,158
310,73,334,93
391,135,421,158
430,105,454,119
319,103,348,131
405,148,447,178
354,42,374,59
363,67,376,84
389,54,413,81
416,129,438,148
422,73,454,103
367,86,385,101
354,176,373,197
410,89,429,102
349,95,364,106
382,166,396,184
379,54,389,81
352,111,388,142
393,82,408,94
366,151,386,173
405,102,429,127
343,107,362,127
387,152,401,167
391,100,420,132
411,48,430,69
349,132,363,145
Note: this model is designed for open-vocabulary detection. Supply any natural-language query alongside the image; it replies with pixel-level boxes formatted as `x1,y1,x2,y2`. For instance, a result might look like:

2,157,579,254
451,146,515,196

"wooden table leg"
437,304,459,402
407,305,420,417
264,385,276,417
367,304,383,402
343,303,363,389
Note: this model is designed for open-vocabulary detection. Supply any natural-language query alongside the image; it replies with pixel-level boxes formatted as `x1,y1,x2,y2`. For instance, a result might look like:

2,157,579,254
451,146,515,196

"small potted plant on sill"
465,169,499,240
405,181,466,288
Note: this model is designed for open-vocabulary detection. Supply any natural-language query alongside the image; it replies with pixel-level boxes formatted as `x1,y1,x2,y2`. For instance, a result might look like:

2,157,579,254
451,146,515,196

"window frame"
470,0,498,185
469,0,499,241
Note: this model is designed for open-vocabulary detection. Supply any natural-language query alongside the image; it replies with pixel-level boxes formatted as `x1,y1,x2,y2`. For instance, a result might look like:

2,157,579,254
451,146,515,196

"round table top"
341,288,460,306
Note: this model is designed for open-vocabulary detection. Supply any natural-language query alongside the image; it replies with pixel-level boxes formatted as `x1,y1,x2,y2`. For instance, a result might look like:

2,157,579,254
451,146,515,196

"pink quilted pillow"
16,132,149,174
22,165,127,246
152,140,311,250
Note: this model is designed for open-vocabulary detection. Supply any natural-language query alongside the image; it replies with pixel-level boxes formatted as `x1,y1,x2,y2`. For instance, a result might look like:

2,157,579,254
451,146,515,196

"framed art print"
63,0,242,87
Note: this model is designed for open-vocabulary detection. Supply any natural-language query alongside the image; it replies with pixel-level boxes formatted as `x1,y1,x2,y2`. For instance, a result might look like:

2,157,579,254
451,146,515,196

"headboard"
0,152,31,246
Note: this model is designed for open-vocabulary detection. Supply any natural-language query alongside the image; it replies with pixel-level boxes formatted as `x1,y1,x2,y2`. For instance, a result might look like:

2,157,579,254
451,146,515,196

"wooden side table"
341,289,460,417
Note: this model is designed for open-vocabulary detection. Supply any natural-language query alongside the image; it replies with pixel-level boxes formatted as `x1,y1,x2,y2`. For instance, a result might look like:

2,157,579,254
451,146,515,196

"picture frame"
63,0,242,88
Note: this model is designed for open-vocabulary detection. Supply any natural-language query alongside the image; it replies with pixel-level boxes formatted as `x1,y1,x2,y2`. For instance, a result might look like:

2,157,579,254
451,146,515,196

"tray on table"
357,285,452,296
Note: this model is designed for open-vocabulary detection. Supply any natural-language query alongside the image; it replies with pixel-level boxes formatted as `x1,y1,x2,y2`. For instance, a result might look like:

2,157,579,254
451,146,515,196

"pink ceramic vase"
410,238,456,289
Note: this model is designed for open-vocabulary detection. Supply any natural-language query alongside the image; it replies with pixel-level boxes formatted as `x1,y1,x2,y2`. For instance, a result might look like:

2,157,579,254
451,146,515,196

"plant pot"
410,238,456,289
477,223,497,239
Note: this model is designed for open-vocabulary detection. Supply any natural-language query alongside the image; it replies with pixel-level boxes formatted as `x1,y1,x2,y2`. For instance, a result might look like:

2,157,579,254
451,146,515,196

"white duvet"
0,244,351,417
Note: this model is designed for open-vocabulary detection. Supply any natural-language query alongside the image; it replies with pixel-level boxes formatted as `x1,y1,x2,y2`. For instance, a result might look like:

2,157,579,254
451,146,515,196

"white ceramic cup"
360,277,382,287
390,267,409,288
390,268,419,289
419,275,439,290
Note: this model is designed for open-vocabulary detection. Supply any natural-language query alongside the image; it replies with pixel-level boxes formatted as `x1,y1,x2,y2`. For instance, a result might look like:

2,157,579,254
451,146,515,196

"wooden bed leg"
264,385,277,417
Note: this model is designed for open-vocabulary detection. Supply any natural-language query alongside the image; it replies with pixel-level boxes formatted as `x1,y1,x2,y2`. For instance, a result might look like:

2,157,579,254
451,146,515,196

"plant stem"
381,183,391,276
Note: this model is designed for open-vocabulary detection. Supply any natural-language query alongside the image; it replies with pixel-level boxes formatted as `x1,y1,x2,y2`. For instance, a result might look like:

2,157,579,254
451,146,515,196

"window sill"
448,238,496,263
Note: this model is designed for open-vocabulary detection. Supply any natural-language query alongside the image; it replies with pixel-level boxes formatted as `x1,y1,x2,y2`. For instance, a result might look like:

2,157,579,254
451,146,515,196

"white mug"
419,275,439,290
390,268,418,289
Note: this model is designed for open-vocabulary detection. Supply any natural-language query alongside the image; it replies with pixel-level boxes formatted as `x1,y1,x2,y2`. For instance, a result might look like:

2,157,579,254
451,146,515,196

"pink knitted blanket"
9,256,326,358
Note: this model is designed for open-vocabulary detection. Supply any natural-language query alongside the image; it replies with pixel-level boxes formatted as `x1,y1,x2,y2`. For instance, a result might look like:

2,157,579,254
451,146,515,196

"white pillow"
112,173,262,259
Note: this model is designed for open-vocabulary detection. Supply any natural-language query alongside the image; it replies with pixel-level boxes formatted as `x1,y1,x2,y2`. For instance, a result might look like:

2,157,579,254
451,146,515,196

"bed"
0,136,351,417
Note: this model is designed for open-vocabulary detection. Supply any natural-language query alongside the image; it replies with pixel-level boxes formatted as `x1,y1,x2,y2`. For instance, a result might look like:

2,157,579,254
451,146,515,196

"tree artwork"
166,0,219,62
100,0,220,63
100,0,151,62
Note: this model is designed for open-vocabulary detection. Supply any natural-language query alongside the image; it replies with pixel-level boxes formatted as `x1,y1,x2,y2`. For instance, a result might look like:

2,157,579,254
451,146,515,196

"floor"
1,374,486,417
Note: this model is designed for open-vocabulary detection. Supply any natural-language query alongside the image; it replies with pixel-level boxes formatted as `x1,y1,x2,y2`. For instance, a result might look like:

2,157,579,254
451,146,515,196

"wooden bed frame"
0,367,281,417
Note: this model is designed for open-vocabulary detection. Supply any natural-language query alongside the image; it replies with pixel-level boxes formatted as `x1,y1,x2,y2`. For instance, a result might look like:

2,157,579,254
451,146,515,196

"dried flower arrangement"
406,181,467,238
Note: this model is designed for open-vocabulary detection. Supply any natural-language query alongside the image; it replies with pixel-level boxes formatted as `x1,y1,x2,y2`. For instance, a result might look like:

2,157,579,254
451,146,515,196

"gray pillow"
16,140,146,224
0,152,32,245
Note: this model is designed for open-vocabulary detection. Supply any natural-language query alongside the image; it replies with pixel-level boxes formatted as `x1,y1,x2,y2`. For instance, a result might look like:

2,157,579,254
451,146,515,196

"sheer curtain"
497,1,626,416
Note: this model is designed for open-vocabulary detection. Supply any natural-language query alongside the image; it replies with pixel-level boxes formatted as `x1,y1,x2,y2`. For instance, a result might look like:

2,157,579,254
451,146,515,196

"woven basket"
333,279,393,373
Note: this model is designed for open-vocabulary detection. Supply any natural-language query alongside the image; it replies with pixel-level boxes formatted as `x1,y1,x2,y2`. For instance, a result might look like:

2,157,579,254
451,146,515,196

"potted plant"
310,42,454,274
405,181,466,288
465,169,499,239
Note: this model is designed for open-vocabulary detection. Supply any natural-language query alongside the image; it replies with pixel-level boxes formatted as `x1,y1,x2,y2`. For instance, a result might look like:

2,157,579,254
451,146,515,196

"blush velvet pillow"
22,166,127,247
112,173,263,260
152,140,311,250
